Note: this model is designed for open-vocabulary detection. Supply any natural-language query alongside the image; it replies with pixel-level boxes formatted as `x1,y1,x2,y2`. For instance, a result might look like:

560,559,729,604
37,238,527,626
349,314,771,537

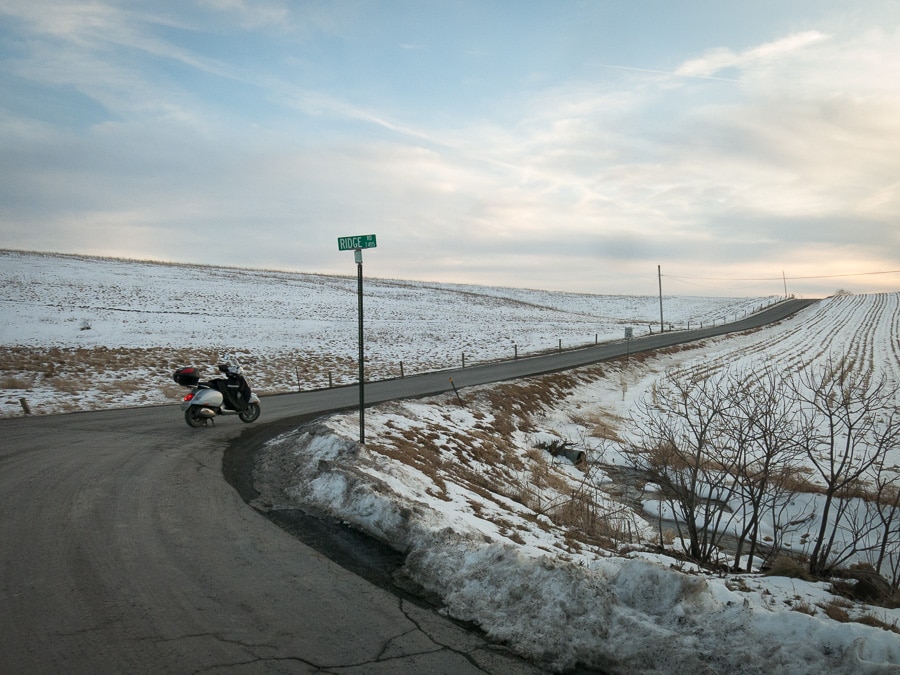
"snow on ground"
3,250,899,673
254,294,900,673
0,249,773,416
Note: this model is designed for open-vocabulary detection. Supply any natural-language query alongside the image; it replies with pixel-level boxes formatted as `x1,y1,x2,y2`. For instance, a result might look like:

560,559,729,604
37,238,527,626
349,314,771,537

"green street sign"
338,234,377,251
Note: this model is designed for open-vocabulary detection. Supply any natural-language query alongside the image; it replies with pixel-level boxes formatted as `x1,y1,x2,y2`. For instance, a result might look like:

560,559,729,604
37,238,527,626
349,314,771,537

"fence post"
462,352,466,369
400,361,404,378
514,344,518,360
449,378,464,406
328,372,333,388
558,338,562,353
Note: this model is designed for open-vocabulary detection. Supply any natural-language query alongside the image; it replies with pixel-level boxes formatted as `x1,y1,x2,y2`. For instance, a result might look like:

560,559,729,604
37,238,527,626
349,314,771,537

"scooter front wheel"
239,402,261,423
184,406,208,427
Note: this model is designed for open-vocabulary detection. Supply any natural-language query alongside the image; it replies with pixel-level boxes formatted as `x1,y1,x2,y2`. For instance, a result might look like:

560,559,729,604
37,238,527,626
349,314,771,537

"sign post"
338,234,377,444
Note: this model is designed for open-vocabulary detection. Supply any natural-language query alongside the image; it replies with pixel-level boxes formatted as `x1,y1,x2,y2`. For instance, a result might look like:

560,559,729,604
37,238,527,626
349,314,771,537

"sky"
1,1,899,297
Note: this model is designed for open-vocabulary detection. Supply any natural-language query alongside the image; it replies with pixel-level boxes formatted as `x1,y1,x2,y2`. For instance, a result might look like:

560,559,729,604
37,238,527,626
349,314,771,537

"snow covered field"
0,249,772,417
3,250,899,673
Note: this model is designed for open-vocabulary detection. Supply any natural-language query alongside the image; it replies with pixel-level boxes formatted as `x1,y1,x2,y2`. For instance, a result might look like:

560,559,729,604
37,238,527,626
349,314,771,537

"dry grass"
818,598,853,622
486,372,583,434
0,375,32,389
654,529,676,547
772,466,823,495
854,614,900,634
764,556,817,582
360,371,646,552
0,345,420,400
368,428,450,500
726,576,751,593
98,380,144,395
789,599,817,616
570,410,623,441
551,498,629,548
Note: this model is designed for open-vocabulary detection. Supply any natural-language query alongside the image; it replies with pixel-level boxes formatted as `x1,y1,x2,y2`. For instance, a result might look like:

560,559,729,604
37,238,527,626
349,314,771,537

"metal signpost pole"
338,234,377,446
355,248,364,445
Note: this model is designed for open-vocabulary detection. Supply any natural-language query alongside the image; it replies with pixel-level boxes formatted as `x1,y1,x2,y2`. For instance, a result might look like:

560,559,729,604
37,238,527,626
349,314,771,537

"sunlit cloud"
0,2,898,296
593,63,742,83
677,30,829,79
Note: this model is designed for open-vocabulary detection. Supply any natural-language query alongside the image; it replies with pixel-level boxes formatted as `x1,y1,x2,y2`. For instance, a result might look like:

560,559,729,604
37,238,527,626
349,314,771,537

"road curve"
0,298,814,673
262,297,816,418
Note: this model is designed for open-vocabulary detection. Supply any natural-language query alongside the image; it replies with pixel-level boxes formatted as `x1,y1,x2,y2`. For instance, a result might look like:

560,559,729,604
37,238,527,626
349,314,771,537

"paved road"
262,298,816,418
265,300,816,419
1,406,543,674
0,299,814,673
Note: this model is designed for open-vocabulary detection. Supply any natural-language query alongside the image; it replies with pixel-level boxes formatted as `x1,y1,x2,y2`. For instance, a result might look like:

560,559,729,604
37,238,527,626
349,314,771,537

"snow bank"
258,424,900,674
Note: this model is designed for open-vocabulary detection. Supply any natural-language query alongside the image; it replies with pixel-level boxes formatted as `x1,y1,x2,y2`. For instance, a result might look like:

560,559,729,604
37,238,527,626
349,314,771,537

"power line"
664,269,900,282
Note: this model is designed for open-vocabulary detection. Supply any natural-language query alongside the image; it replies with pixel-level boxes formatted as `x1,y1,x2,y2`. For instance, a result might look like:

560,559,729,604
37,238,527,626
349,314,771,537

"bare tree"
625,356,900,577
722,366,807,571
790,356,900,576
866,461,900,591
626,367,740,564
759,476,815,569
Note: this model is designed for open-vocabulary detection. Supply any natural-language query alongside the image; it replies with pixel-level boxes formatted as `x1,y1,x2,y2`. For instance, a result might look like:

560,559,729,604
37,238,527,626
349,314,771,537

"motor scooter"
174,360,261,427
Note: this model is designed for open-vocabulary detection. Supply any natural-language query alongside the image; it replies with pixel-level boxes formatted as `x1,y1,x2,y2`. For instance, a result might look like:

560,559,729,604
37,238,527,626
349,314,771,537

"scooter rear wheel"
239,402,261,423
185,406,208,427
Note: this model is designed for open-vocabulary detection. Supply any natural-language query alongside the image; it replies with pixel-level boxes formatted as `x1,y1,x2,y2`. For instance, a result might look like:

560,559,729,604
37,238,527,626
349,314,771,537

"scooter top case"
173,366,200,386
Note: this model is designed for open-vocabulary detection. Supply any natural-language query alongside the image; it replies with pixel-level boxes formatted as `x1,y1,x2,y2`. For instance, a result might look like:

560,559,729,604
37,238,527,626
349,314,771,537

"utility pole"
658,264,664,333
783,270,788,299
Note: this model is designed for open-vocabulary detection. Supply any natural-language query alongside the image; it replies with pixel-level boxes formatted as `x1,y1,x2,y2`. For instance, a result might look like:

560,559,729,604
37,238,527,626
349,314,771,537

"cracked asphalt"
0,406,542,674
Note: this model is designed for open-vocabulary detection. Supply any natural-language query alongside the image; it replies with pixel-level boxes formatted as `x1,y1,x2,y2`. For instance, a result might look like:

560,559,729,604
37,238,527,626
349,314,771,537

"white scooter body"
183,385,258,411
182,386,261,418
184,386,224,413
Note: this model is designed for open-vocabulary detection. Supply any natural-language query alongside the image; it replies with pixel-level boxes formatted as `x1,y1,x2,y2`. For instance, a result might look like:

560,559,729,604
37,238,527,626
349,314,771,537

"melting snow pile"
254,368,900,673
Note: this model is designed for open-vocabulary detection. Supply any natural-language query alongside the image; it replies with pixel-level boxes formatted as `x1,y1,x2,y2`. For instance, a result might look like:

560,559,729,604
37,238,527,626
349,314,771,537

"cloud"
1,3,899,297
592,63,742,84
195,0,291,30
676,30,830,79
